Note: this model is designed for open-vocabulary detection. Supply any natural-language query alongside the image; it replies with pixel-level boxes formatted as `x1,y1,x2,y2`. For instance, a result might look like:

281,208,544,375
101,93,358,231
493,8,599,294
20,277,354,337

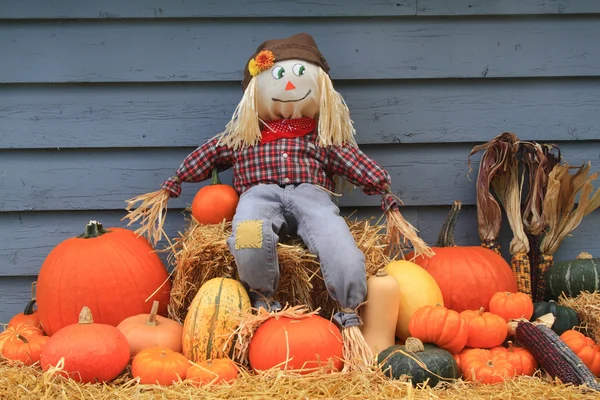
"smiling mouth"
272,89,312,103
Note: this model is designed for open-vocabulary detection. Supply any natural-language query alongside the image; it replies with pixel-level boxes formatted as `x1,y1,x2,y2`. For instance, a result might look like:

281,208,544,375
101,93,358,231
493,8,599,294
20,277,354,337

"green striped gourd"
182,277,250,362
545,252,600,300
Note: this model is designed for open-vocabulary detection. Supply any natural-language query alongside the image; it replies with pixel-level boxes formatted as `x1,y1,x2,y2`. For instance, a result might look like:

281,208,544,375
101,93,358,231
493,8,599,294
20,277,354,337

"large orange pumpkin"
408,201,518,313
191,169,239,225
248,315,343,374
36,221,171,336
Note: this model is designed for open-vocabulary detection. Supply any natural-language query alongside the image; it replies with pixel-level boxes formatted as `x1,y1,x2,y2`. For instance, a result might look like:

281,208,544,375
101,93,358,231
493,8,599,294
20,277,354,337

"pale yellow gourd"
359,268,401,355
384,260,444,341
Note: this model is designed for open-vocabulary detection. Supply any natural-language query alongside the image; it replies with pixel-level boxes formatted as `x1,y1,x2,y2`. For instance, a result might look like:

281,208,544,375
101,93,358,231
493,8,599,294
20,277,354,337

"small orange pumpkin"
489,341,537,376
560,330,600,376
456,348,516,383
408,304,468,354
488,291,534,322
0,325,48,365
191,169,239,225
117,300,183,357
131,347,189,385
187,358,239,386
460,307,507,348
8,298,42,330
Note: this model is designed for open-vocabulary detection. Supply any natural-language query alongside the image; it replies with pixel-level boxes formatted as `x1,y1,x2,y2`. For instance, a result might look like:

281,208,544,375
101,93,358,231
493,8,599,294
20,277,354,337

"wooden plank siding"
1,2,599,323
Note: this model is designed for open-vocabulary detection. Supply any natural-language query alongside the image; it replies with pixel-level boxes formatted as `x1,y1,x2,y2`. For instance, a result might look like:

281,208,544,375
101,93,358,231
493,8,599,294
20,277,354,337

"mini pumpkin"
117,300,183,357
131,347,189,385
460,307,507,349
378,337,460,387
0,325,48,366
8,298,42,330
187,358,239,386
531,300,579,336
559,330,600,376
408,304,468,354
456,348,516,383
40,306,131,383
489,341,537,376
488,291,534,322
191,169,239,225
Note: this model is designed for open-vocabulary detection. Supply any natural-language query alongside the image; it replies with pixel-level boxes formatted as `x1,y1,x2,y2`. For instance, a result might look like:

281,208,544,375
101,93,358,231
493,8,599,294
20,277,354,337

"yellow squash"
182,277,251,362
384,260,444,341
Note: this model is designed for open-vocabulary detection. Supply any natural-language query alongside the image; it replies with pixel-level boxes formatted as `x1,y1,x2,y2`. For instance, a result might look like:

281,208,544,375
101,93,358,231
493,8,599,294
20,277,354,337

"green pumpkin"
531,300,580,336
377,338,459,387
545,252,599,300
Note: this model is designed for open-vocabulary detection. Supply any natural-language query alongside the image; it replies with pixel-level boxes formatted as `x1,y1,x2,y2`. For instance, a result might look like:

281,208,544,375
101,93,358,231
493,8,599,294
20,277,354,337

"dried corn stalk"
469,132,518,254
536,162,600,300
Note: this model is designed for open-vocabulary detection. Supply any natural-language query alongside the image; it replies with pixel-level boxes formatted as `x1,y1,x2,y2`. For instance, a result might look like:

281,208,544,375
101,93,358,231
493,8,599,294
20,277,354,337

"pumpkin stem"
435,201,461,247
78,306,94,324
477,307,485,316
404,337,425,353
147,300,160,326
577,252,593,260
23,299,37,316
375,268,388,277
160,350,168,357
16,334,29,344
486,360,495,368
211,169,222,185
207,359,213,367
507,341,514,352
78,220,109,239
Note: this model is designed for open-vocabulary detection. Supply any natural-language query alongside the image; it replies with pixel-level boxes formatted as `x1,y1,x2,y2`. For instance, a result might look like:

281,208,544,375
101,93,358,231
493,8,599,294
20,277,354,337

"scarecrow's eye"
271,66,285,80
292,64,306,76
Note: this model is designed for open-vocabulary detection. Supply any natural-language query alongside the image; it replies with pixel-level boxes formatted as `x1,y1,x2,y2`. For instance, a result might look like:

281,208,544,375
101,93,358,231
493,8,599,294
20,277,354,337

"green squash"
545,252,599,300
377,338,459,387
531,300,580,336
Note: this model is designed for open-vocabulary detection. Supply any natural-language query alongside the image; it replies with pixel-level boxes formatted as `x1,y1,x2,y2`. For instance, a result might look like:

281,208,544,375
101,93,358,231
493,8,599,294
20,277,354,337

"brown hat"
242,32,330,91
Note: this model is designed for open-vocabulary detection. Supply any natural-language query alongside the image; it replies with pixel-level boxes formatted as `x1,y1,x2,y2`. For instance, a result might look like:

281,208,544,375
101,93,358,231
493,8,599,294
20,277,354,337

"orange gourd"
489,341,537,376
408,304,468,354
191,169,239,225
36,220,171,336
0,325,48,365
131,347,189,385
360,269,401,355
187,359,239,386
456,348,517,383
408,202,518,313
8,298,41,331
248,315,343,374
40,306,131,383
560,330,600,376
460,307,507,348
488,291,534,322
117,300,183,357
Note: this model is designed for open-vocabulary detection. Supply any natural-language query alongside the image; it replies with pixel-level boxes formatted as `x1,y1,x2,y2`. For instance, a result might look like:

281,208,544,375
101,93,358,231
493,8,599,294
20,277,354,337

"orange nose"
285,81,296,91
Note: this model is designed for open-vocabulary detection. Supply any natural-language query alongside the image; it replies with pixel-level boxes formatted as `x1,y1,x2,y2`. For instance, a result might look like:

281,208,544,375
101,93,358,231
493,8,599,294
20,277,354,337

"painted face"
256,59,320,121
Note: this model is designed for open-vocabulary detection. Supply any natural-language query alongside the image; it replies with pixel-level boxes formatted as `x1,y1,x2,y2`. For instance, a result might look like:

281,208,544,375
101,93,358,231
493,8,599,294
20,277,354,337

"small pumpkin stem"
477,307,485,316
17,334,29,344
486,360,495,368
78,306,94,324
160,350,168,357
404,337,425,353
375,268,388,277
508,341,514,352
207,359,213,367
435,303,443,307
78,220,109,239
435,201,461,247
211,169,222,185
577,252,593,260
147,301,160,326
23,299,37,316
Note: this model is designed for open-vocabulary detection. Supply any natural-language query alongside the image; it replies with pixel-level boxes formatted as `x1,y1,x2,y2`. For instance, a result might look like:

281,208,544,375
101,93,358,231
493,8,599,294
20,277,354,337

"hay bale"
559,291,600,341
164,213,392,323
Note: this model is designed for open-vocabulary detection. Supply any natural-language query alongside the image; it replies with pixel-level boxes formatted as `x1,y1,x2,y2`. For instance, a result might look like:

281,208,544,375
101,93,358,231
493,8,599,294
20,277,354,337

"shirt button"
284,178,290,184
282,153,288,159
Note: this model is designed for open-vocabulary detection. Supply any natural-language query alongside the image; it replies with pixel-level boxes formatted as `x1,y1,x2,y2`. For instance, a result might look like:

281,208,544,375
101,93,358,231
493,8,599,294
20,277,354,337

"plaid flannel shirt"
162,124,399,211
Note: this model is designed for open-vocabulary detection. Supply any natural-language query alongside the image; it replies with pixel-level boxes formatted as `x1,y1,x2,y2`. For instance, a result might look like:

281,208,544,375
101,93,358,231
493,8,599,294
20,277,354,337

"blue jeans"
226,183,366,327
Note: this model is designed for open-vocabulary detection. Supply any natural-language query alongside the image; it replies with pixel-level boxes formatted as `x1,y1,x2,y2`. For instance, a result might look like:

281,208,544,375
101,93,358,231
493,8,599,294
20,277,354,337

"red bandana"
260,117,317,144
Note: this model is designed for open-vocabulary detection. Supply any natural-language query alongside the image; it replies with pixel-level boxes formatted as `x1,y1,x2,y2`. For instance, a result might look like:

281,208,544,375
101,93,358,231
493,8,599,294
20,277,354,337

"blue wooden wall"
2,0,600,323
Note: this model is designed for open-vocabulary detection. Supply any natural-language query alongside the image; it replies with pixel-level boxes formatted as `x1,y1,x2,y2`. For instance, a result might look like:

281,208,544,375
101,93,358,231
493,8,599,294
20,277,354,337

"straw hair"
316,68,357,148
214,77,261,150
123,187,172,245
385,205,435,260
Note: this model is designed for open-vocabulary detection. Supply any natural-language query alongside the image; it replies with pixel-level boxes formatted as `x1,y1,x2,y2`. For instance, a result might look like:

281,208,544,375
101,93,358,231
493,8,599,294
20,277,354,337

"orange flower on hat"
248,50,275,76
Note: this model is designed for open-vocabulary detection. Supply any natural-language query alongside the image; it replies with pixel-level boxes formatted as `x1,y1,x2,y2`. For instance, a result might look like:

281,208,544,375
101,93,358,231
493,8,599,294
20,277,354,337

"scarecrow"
124,33,433,367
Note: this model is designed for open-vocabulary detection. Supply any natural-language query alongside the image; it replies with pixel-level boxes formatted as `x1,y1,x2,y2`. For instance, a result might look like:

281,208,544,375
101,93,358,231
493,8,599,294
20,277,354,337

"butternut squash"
182,277,251,362
360,269,401,355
